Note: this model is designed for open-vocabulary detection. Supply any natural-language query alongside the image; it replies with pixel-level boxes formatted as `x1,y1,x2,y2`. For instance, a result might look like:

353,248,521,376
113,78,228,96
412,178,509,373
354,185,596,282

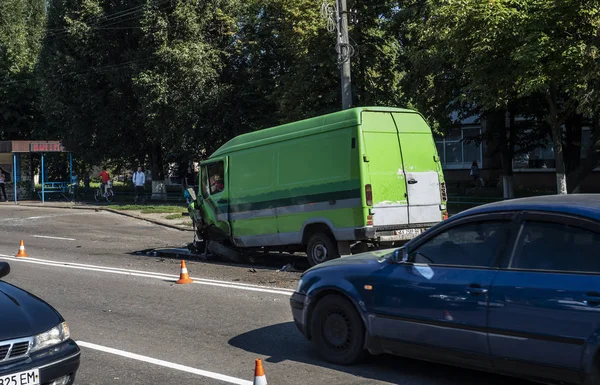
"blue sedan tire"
585,361,600,385
310,294,366,365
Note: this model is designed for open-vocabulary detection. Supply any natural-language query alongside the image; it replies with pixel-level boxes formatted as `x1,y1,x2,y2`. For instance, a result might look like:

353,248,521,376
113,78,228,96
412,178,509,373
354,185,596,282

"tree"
38,0,241,196
0,0,46,140
394,0,600,195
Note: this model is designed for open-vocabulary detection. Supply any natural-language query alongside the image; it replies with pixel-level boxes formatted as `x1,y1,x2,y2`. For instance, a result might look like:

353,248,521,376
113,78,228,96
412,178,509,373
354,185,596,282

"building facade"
436,117,600,193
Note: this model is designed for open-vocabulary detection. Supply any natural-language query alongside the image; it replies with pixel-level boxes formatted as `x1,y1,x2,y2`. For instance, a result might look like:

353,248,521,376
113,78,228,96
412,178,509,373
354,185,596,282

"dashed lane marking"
31,235,76,241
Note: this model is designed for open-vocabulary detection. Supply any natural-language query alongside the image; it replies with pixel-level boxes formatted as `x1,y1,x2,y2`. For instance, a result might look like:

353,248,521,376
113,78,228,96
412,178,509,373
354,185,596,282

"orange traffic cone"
253,358,268,385
176,260,193,284
15,240,28,258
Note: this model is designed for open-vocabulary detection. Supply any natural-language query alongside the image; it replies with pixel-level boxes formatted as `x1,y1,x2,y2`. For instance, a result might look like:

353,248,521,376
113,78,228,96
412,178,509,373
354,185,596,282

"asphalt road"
0,205,536,385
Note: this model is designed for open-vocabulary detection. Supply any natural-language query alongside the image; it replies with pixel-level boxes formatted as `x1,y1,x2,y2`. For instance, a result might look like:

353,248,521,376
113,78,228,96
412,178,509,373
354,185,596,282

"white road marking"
77,341,253,385
0,255,294,296
0,212,93,223
31,235,76,241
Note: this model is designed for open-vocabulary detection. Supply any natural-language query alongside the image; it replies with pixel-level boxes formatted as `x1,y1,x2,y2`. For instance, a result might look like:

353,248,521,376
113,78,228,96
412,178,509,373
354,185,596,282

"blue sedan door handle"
584,292,600,306
466,284,488,296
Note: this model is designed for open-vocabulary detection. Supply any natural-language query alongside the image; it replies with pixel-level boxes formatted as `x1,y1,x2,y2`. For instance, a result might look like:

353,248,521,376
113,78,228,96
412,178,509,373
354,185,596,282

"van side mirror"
0,262,10,279
392,247,409,263
186,188,197,202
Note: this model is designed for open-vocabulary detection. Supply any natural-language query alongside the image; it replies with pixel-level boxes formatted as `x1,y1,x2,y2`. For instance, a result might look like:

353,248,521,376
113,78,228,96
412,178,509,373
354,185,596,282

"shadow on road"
130,245,310,271
229,322,536,385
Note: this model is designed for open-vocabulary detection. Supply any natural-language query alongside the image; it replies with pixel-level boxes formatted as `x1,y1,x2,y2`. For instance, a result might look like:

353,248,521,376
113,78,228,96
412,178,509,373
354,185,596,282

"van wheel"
306,233,339,266
207,241,243,264
310,294,365,365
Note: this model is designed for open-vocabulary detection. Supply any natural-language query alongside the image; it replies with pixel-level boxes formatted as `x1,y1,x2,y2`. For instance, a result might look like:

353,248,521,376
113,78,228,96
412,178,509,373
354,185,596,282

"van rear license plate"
395,229,423,236
0,369,40,385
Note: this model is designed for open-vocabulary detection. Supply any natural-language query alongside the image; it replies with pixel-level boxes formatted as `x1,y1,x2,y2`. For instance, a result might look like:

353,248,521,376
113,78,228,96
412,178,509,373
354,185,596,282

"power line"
44,0,171,41
0,56,158,86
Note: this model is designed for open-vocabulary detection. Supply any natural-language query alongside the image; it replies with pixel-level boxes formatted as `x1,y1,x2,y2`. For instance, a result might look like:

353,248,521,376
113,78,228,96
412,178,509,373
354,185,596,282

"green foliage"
0,0,46,140
395,0,600,192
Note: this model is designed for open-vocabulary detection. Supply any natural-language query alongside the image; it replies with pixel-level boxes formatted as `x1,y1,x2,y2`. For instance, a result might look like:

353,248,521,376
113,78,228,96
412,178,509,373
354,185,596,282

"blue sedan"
290,194,600,385
0,262,80,385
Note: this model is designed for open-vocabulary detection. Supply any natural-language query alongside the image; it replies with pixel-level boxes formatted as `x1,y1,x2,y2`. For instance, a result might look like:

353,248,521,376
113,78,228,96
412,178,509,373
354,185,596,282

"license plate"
0,369,40,385
395,229,423,236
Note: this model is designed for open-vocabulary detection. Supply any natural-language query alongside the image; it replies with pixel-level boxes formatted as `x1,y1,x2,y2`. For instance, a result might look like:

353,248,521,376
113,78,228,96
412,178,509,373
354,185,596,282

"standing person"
84,172,91,195
99,167,110,195
132,166,146,203
0,167,8,202
470,161,481,188
183,167,197,204
70,171,79,201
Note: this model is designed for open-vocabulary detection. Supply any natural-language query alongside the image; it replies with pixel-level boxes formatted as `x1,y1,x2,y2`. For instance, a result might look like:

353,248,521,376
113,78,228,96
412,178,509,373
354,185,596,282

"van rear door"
361,111,409,227
392,112,442,224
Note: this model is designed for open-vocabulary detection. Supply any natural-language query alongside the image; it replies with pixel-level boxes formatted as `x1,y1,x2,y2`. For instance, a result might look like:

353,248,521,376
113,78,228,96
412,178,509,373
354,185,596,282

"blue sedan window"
411,220,508,267
512,221,600,273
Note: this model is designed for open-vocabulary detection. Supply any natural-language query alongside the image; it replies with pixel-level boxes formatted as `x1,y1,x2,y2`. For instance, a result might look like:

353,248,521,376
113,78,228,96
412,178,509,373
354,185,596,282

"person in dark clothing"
0,167,8,202
470,161,482,187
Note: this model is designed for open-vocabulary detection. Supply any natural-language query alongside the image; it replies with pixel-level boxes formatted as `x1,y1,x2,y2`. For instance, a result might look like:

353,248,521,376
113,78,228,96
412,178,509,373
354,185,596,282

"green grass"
108,205,186,214
165,213,183,220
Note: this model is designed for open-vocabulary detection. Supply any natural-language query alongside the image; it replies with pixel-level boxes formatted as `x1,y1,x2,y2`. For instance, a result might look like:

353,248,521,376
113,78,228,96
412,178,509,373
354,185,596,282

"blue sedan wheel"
310,294,365,365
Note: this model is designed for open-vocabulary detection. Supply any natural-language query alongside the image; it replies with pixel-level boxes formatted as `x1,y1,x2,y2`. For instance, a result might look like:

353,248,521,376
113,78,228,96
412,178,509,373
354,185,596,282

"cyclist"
99,167,111,196
132,166,146,203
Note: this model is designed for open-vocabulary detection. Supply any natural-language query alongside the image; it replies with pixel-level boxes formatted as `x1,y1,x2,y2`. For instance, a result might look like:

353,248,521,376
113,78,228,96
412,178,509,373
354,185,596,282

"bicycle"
94,180,115,202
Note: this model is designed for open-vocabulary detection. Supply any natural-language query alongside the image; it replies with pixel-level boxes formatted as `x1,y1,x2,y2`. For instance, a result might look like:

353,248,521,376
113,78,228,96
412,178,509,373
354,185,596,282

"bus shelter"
0,140,73,203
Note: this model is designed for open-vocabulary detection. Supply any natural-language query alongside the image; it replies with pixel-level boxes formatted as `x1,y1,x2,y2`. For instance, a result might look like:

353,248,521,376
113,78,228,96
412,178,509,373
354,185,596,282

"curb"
104,209,194,232
7,202,194,232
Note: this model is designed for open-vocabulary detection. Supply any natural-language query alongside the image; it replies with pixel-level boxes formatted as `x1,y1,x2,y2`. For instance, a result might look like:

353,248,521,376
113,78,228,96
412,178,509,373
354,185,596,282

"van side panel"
275,127,363,242
226,126,363,247
229,146,278,240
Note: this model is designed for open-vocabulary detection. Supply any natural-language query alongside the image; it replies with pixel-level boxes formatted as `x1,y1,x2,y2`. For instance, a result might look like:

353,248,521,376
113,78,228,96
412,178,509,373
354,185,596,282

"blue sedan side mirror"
392,247,409,263
0,262,10,279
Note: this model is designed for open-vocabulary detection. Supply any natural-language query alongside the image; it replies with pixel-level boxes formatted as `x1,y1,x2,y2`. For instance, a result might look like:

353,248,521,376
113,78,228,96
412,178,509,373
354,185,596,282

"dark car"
0,262,80,385
291,194,600,385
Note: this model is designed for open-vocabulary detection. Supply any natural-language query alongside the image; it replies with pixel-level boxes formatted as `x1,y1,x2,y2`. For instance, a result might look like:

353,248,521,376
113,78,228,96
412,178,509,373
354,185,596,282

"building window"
435,127,483,169
512,134,556,170
513,127,598,171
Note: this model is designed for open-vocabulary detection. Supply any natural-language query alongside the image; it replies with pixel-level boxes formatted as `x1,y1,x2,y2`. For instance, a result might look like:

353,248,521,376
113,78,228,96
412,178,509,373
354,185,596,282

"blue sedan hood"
0,281,63,341
306,249,395,273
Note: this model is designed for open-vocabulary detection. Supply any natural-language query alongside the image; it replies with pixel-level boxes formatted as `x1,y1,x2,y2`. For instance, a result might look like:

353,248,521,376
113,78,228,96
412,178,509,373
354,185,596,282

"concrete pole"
337,0,352,110
13,153,17,203
41,153,45,204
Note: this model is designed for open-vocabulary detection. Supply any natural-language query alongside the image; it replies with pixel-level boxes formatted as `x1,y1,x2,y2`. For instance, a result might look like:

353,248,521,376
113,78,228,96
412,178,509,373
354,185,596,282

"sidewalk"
10,201,194,232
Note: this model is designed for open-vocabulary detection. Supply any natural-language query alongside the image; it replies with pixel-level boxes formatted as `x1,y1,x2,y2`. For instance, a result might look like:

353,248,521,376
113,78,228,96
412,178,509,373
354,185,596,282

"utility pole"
337,0,352,110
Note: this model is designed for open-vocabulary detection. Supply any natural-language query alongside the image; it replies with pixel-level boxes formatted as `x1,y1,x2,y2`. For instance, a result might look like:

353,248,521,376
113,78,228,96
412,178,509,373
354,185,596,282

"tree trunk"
544,92,569,195
567,118,600,193
551,123,568,195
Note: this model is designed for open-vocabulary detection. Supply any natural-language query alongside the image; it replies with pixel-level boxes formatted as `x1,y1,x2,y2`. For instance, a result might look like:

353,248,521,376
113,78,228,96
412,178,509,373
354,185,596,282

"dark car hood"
305,249,396,273
0,281,63,341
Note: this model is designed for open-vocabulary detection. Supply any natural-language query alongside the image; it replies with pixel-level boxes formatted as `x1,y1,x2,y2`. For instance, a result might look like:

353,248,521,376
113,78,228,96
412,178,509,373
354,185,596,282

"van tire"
306,233,339,266
207,241,243,264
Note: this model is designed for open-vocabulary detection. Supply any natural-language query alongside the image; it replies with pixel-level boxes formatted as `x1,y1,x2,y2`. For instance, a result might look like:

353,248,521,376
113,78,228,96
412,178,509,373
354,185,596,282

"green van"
188,106,448,266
